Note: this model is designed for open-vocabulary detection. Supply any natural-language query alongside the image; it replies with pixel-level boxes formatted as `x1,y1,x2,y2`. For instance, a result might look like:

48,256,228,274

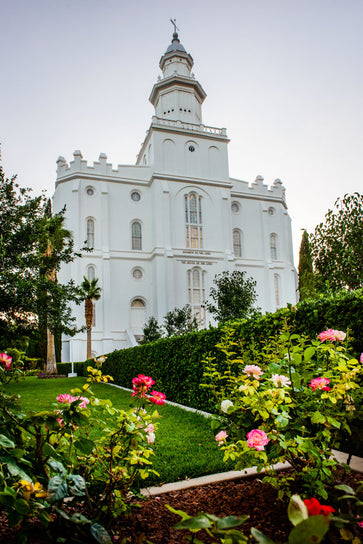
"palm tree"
80,277,101,359
40,200,73,374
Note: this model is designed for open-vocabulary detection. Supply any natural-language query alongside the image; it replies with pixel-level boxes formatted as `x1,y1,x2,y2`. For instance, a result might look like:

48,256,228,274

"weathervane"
170,18,180,34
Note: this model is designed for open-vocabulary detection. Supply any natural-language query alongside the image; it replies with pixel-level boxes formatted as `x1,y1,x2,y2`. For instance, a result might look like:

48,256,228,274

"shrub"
98,290,362,412
203,326,362,498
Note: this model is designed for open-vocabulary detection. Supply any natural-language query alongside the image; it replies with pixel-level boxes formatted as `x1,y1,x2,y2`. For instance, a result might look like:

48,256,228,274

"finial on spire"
170,18,180,38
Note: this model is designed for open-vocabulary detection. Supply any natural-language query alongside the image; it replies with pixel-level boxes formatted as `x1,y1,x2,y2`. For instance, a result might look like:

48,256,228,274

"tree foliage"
0,163,80,350
310,193,363,291
163,305,199,337
298,230,316,300
141,317,163,344
206,270,258,323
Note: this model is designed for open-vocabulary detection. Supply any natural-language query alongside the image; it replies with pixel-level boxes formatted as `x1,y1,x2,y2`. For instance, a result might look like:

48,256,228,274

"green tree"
0,163,79,357
310,193,363,291
163,305,199,337
298,229,316,300
141,317,163,344
80,277,101,359
206,270,258,323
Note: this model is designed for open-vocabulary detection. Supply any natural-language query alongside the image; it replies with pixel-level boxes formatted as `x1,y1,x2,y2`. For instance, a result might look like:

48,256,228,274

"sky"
1,0,362,264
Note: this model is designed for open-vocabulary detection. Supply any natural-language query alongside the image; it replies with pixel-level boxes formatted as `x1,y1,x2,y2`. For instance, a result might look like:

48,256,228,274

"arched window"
86,218,95,249
233,229,242,257
274,273,281,308
270,233,278,260
185,192,203,248
131,221,142,250
87,265,95,281
131,298,145,308
187,267,205,327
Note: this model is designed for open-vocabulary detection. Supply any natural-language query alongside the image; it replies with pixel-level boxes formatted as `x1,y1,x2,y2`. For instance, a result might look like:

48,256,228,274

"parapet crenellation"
231,175,286,200
56,151,150,181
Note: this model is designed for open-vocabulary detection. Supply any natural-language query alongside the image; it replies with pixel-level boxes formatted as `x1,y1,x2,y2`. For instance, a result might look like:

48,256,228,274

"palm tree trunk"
46,328,57,374
85,299,93,360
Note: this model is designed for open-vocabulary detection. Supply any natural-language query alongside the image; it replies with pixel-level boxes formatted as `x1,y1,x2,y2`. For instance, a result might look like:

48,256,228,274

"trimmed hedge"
96,289,362,412
56,362,89,376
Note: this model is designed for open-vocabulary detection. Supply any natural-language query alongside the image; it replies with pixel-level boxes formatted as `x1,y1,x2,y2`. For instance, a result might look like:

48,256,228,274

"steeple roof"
165,32,187,54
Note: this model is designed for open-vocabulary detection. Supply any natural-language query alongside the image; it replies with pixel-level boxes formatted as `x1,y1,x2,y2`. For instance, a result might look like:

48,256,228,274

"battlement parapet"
56,151,150,182
231,175,286,200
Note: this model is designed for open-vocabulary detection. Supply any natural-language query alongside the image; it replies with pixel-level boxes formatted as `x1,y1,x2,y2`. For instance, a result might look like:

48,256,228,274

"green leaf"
0,434,15,448
334,484,355,495
216,514,249,529
67,475,86,497
175,514,212,531
251,527,277,543
311,412,325,424
287,495,309,526
70,513,91,525
90,523,112,544
288,515,329,544
0,491,16,507
48,476,68,502
165,504,192,521
74,438,94,455
304,347,315,362
4,459,31,481
15,498,30,515
48,459,66,475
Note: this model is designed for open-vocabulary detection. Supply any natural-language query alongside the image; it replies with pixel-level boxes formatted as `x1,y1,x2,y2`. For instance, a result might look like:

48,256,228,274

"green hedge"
98,289,362,412
56,362,89,376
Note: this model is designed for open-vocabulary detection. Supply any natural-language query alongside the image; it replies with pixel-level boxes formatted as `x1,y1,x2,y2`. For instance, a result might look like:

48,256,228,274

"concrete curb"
107,382,213,418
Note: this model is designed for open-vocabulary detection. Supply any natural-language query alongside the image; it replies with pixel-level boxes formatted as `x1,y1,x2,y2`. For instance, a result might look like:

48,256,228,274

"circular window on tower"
268,206,275,216
131,191,141,202
231,201,240,214
86,186,95,196
188,145,195,152
132,267,143,280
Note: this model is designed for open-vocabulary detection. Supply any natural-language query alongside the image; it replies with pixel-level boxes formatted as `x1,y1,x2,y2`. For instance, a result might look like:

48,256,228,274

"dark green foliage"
310,192,363,291
163,305,199,336
0,164,80,353
206,270,258,323
141,317,163,343
298,230,316,300
95,289,362,413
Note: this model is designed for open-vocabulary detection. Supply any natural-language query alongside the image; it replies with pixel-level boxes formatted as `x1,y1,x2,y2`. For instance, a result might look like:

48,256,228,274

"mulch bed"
0,470,361,543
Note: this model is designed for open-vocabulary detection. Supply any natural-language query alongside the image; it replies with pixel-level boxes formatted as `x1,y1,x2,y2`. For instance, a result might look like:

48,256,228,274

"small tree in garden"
80,277,101,359
298,229,316,300
141,316,163,343
163,305,198,336
310,192,363,291
203,325,362,498
206,270,258,323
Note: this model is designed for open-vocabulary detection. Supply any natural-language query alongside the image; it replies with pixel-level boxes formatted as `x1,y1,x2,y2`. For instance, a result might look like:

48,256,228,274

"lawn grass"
6,377,229,486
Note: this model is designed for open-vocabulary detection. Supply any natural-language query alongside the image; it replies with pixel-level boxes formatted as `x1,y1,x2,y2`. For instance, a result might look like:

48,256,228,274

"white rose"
221,400,234,413
147,432,155,444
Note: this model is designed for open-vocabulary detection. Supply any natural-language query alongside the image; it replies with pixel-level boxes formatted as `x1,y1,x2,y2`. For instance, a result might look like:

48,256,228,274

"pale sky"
1,0,362,264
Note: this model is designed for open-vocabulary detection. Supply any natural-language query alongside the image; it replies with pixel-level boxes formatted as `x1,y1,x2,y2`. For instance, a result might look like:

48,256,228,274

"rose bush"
203,325,362,498
0,357,166,542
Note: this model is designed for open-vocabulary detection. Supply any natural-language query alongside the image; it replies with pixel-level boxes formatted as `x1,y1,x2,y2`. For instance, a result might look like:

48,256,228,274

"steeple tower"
149,25,206,125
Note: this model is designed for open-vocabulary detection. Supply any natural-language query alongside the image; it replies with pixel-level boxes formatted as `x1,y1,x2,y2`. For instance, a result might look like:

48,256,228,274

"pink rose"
78,396,90,409
149,391,166,405
56,417,64,427
132,374,156,397
145,424,155,433
215,430,228,444
146,432,155,444
243,365,263,378
0,353,12,371
56,393,77,404
246,429,269,451
309,377,331,391
360,353,363,364
270,374,291,387
317,329,346,342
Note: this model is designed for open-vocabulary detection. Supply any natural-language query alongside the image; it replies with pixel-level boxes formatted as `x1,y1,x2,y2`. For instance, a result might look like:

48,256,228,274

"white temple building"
53,29,297,362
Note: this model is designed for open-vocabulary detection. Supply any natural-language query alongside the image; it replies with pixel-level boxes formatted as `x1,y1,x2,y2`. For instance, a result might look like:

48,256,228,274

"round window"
268,207,275,215
86,187,95,196
132,268,143,280
231,201,240,214
131,191,141,202
188,145,195,152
